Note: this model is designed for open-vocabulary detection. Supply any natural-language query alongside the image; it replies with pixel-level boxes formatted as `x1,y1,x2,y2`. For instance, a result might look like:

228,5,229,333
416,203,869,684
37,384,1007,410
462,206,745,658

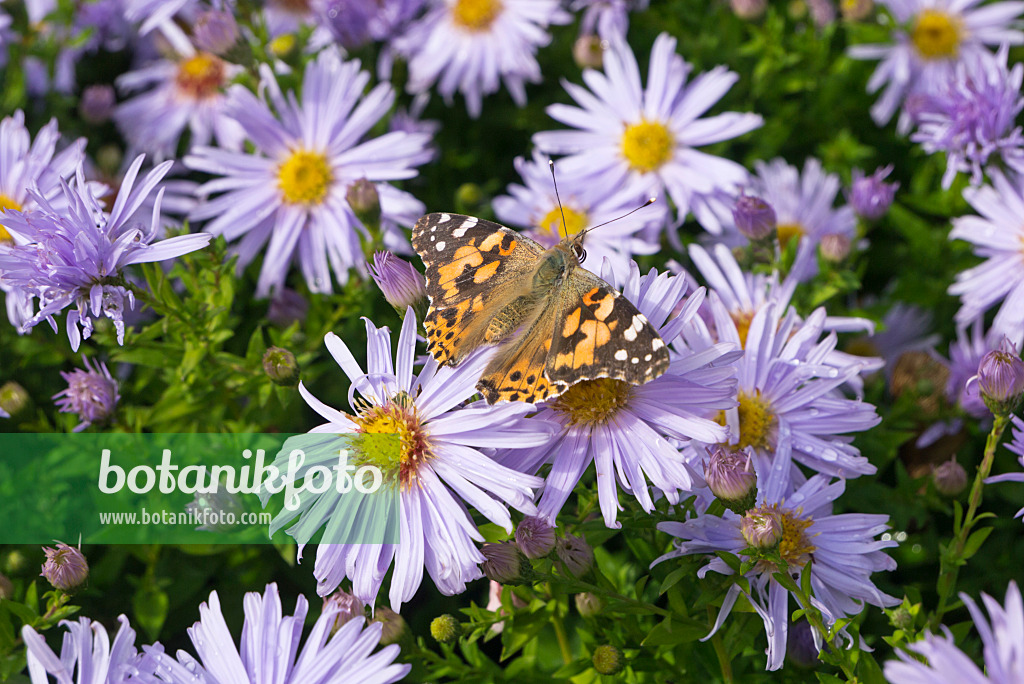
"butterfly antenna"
583,197,657,235
548,159,570,240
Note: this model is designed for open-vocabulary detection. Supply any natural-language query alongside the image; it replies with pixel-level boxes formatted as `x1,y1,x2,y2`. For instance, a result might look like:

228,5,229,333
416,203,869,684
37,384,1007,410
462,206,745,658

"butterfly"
411,212,670,404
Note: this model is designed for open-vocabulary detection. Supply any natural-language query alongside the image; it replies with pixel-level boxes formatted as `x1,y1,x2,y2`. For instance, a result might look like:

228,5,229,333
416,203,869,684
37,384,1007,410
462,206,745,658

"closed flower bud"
267,288,308,328
481,542,526,584
573,35,605,69
575,592,605,618
53,356,119,432
977,338,1024,415
932,458,967,496
430,614,461,644
819,233,851,262
741,508,782,549
592,645,625,675
323,590,365,634
840,0,873,19
0,381,29,416
887,602,916,631
79,85,116,125
263,347,299,387
192,9,239,55
455,183,484,210
347,179,381,230
370,252,427,314
732,195,776,241
731,0,767,18
704,446,756,513
322,0,374,50
4,550,26,575
556,534,594,577
40,542,88,593
850,166,897,220
0,573,11,599
373,606,407,646
515,516,556,559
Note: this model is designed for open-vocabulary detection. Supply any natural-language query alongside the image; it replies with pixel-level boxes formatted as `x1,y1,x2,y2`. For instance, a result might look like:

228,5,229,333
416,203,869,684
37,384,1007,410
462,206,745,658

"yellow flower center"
776,222,805,251
621,120,674,173
175,53,227,100
732,309,755,348
747,504,816,573
911,9,962,60
351,394,431,491
540,206,588,240
730,390,778,452
552,378,632,426
452,0,503,30
278,150,333,205
0,193,22,242
269,34,296,57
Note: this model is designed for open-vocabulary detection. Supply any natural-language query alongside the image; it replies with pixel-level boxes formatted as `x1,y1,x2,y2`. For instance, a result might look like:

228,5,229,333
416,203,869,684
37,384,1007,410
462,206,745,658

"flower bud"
807,0,836,26
53,356,119,432
347,179,381,231
430,614,461,644
592,645,625,675
481,542,526,584
322,0,374,50
977,338,1024,415
0,381,29,416
269,33,296,58
573,35,605,69
556,534,594,577
184,486,244,532
79,85,116,125
323,590,365,634
732,195,776,241
370,252,427,315
267,288,308,328
741,508,782,549
263,347,299,387
704,446,756,513
515,516,556,559
887,602,916,631
840,0,873,19
455,183,484,211
575,592,605,618
850,166,897,220
819,233,851,263
3,550,26,575
0,573,12,600
932,458,967,496
373,606,408,646
192,9,239,55
731,0,767,18
40,543,88,593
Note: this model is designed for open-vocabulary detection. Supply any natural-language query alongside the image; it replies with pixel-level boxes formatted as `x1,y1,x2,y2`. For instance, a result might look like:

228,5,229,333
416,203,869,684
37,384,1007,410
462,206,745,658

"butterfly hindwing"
476,304,568,405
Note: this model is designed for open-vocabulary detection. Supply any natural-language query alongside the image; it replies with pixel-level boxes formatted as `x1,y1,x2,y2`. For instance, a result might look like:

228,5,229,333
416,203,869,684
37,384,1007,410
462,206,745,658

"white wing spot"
431,226,437,232
439,213,451,223
624,327,638,342
614,349,628,361
435,241,446,251
430,235,436,241
632,315,645,329
452,226,469,238
652,338,665,350
631,357,639,364
644,354,652,361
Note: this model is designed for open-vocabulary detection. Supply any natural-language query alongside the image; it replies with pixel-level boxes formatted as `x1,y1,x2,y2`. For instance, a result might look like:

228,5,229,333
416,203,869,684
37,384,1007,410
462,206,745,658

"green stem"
789,584,857,680
708,607,734,684
932,413,1009,628
550,612,573,665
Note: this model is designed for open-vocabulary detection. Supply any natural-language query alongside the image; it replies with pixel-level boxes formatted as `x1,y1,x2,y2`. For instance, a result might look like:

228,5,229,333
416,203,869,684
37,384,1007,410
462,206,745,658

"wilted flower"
556,534,594,577
40,542,89,592
53,356,120,431
515,516,556,559
849,165,898,220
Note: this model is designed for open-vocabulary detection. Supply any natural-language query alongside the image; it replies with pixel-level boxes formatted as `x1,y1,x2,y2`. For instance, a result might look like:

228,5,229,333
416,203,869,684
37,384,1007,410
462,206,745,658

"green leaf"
641,615,708,646
962,527,994,560
133,585,169,642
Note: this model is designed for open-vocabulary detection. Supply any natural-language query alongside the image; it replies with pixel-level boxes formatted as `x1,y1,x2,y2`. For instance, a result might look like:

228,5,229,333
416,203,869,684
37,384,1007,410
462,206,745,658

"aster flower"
115,44,245,160
849,165,899,220
21,615,157,684
53,356,120,431
492,150,663,280
571,0,649,40
848,302,939,381
948,170,1024,343
495,263,740,528
706,294,881,481
656,436,898,671
987,414,1024,519
0,156,213,351
258,308,556,609
185,47,432,298
911,46,1024,188
533,33,763,233
885,582,1024,683
395,0,570,118
847,0,1024,127
144,583,410,684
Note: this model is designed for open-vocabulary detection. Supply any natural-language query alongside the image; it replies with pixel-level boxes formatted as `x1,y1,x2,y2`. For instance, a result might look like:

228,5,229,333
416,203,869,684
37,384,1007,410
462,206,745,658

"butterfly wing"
476,304,569,405
412,213,544,366
544,268,670,388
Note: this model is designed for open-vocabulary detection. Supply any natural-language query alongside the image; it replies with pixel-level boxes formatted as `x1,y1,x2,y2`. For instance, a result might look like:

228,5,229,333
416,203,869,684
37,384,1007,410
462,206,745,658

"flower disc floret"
621,120,675,173
912,9,962,59
278,149,333,205
174,53,227,99
453,0,504,30
552,377,633,426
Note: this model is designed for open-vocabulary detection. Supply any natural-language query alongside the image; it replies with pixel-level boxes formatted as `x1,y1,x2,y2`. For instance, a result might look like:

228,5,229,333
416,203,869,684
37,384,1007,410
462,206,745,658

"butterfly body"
412,212,669,404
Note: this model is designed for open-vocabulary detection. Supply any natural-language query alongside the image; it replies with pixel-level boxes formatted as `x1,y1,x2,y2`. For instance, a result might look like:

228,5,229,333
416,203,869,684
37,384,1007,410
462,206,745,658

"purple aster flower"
21,615,158,684
0,156,212,351
948,170,1024,343
705,294,881,481
987,414,1024,519
259,308,556,609
492,150,664,280
115,45,245,160
571,0,650,40
144,583,410,684
656,436,898,671
912,46,1024,188
495,263,740,528
40,542,89,592
885,582,1024,683
53,356,120,431
848,0,1024,128
533,33,763,234
371,251,427,312
185,47,432,298
125,0,200,54
849,165,899,219
395,0,570,118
